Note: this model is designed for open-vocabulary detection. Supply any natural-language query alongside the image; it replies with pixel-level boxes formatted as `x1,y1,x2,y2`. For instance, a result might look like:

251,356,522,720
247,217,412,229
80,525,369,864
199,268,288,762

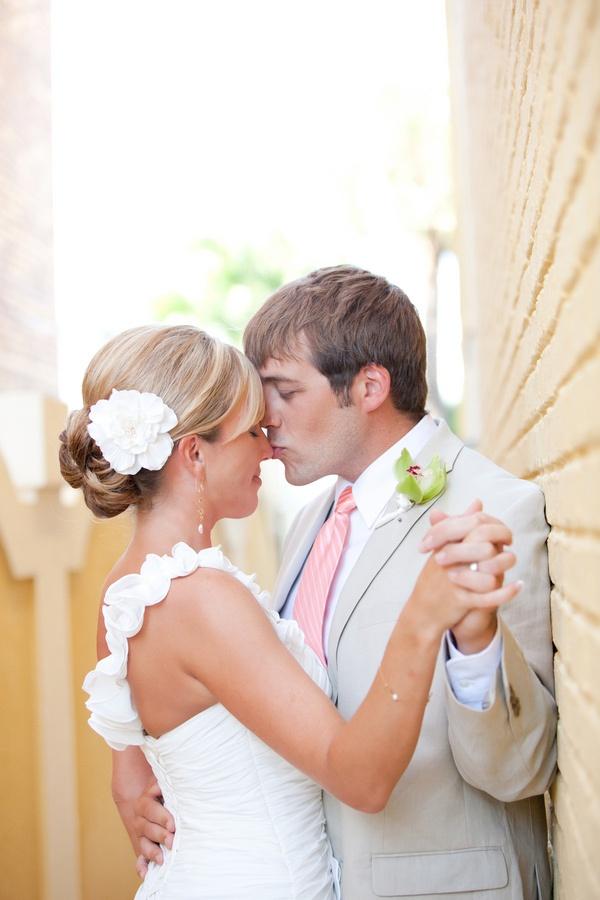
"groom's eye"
278,390,296,400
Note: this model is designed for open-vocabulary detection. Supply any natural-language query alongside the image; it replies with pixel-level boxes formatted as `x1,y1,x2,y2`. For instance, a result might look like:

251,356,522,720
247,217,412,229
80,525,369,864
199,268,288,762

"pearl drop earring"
196,475,205,535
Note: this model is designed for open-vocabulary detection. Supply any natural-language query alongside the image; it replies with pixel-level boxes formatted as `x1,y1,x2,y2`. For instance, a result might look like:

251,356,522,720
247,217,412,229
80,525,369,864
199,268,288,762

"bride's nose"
259,430,273,460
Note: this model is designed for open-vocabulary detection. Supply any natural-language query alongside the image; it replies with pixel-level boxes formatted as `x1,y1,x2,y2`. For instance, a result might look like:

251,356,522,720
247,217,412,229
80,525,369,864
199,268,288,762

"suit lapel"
326,421,464,683
271,485,336,612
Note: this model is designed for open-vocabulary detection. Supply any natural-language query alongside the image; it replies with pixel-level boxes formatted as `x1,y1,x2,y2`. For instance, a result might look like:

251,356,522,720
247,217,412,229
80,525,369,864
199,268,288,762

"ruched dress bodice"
83,543,339,899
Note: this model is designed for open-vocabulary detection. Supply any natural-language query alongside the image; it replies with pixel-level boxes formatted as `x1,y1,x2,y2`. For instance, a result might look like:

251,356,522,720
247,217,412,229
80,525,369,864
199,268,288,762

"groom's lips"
270,445,286,460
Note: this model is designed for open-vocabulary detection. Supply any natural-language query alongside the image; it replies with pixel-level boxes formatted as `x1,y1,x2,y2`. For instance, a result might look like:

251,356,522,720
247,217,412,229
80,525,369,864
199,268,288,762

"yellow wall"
447,2,600,897
0,543,40,900
0,513,139,900
71,519,140,900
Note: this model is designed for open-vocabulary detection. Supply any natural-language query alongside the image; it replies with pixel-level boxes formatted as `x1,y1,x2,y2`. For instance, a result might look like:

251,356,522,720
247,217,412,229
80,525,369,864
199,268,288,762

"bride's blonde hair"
59,325,264,518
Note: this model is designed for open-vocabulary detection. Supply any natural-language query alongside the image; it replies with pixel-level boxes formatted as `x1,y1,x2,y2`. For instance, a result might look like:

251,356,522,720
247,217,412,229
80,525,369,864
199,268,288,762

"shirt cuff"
445,625,503,710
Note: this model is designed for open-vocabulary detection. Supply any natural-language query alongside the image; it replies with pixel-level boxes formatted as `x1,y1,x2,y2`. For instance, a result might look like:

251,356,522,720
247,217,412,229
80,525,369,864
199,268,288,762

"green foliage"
152,240,285,345
153,293,196,320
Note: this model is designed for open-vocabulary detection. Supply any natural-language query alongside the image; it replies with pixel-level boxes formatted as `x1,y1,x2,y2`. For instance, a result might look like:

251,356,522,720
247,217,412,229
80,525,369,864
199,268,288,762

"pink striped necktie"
293,486,357,665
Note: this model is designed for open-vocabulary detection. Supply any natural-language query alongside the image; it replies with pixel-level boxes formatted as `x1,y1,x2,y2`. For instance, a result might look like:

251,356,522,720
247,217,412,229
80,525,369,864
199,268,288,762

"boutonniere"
394,448,447,505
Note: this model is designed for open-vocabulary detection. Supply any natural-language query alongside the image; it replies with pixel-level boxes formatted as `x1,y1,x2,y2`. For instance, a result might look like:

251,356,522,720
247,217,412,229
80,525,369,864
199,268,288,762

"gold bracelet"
378,665,433,705
378,664,399,701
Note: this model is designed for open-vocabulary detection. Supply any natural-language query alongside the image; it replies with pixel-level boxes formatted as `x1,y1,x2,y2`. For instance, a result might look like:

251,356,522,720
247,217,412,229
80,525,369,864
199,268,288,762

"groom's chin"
282,467,302,487
282,463,318,487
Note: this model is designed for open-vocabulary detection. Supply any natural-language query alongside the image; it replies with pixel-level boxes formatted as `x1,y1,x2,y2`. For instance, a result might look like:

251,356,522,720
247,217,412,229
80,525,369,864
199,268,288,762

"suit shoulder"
453,445,544,510
289,483,335,530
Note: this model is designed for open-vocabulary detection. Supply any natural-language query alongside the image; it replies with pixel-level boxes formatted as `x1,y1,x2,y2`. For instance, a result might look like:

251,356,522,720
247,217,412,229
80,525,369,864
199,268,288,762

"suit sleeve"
445,485,557,802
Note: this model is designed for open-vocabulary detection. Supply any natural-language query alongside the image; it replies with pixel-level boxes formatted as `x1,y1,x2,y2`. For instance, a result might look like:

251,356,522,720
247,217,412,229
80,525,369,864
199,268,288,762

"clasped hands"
132,498,518,877
419,498,519,654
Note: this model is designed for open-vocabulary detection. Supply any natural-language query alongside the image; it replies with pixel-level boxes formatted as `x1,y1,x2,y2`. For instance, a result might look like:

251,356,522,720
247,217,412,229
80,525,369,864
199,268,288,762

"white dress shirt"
281,415,501,710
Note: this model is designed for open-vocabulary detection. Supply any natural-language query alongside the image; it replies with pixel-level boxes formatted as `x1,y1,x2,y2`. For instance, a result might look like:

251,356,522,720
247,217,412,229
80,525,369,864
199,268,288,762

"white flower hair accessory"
87,389,178,476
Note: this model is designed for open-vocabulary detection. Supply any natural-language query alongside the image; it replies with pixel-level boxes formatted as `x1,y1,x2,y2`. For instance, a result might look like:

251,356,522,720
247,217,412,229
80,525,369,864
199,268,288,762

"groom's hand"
420,501,516,654
133,779,175,874
448,606,499,655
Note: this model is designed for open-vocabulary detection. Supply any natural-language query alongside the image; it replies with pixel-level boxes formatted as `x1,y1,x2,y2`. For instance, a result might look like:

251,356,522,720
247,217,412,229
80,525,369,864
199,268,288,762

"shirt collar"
334,414,439,529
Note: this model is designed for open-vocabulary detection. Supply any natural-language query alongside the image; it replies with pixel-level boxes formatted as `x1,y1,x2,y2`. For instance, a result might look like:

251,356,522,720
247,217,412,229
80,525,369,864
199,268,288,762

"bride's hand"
136,855,148,881
405,552,519,640
132,779,175,872
418,500,519,653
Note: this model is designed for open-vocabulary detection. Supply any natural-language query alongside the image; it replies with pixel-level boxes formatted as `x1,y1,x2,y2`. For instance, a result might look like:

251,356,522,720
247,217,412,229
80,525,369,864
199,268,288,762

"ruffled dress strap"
83,542,201,750
83,542,328,751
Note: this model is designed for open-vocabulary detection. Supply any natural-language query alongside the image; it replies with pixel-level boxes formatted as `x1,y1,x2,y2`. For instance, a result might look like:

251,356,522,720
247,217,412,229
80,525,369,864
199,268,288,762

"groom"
135,266,556,898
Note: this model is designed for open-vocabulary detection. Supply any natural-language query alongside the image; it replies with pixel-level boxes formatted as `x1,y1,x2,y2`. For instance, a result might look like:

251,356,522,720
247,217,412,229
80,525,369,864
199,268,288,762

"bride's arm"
174,542,518,813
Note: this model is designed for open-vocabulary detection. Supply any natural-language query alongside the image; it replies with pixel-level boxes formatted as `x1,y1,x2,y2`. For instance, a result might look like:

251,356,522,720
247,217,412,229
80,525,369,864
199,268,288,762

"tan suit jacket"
272,422,556,900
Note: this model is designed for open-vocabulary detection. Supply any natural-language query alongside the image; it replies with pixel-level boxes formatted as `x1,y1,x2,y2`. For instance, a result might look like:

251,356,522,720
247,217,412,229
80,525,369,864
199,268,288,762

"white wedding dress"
83,542,340,899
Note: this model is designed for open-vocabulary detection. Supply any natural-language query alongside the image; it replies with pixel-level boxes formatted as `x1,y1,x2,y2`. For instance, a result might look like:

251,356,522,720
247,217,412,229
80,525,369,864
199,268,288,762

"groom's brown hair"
244,265,427,417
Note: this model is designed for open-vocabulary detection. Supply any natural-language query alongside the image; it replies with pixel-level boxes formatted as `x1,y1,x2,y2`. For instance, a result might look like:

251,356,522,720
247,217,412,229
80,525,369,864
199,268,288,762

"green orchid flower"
394,448,447,504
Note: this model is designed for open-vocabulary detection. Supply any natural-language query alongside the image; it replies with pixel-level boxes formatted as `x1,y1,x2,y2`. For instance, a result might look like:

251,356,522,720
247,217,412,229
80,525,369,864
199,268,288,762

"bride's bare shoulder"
168,565,261,618
166,566,279,675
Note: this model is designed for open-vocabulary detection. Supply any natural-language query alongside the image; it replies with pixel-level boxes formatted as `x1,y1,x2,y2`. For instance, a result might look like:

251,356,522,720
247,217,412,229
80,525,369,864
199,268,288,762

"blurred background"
51,0,463,538
0,1,598,898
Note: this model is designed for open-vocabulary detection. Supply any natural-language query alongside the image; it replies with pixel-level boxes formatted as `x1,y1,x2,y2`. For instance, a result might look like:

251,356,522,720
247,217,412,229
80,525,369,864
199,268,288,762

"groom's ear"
354,364,391,412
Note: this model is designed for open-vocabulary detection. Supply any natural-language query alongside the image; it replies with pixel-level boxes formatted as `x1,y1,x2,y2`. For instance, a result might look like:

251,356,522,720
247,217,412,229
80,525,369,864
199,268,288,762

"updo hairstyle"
59,325,264,519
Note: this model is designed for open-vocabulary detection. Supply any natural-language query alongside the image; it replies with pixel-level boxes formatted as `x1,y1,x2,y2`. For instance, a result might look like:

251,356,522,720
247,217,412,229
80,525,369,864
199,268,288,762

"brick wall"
0,0,56,393
446,1,600,897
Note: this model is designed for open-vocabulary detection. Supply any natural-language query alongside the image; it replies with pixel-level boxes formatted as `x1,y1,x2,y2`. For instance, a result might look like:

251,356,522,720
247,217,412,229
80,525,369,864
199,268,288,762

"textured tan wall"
447,2,600,898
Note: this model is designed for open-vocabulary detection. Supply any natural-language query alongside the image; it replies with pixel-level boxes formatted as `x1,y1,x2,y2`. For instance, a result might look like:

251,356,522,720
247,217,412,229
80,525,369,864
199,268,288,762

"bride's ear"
175,434,205,473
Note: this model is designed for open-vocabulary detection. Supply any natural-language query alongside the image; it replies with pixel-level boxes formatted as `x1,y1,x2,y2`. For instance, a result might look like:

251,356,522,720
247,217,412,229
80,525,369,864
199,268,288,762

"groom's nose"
260,401,280,430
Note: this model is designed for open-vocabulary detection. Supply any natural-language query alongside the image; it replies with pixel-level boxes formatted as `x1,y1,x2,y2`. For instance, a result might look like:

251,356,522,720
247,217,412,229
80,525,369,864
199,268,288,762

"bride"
60,324,519,899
